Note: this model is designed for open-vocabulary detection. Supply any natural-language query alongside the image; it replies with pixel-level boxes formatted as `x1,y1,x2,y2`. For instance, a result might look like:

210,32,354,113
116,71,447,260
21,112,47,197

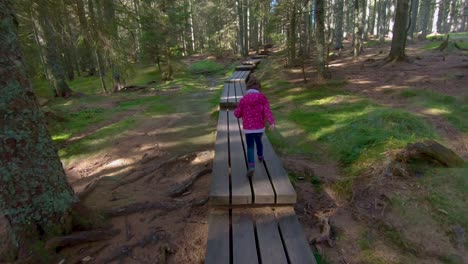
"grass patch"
422,168,468,231
59,118,136,165
290,101,435,169
379,224,418,255
190,60,224,74
49,107,110,145
364,39,383,47
313,252,330,264
399,89,468,132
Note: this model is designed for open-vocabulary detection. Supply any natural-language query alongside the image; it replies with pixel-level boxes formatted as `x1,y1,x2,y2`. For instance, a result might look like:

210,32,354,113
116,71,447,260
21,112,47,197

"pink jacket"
234,89,275,133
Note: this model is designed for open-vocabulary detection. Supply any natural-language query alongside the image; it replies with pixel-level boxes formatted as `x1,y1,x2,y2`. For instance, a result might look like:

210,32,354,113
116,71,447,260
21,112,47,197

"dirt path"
60,78,221,263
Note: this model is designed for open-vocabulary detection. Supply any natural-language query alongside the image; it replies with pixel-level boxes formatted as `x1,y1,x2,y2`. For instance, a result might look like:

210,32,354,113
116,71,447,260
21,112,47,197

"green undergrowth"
190,60,225,74
422,168,468,232
399,89,468,132
268,83,436,176
58,118,136,165
40,63,223,166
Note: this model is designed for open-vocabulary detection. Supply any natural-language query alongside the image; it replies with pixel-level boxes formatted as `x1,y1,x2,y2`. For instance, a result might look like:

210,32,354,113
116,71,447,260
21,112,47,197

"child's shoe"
247,167,255,179
258,156,264,163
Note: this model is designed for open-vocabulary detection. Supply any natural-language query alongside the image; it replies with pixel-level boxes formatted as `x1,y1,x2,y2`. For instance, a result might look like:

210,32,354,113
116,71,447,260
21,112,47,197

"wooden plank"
235,65,256,71
219,83,230,108
227,83,237,107
242,59,261,65
275,207,316,264
240,71,250,83
240,133,275,204
205,209,230,264
232,209,259,264
234,82,243,105
262,137,297,204
239,83,246,95
254,208,288,264
252,54,268,59
228,111,252,204
209,111,230,205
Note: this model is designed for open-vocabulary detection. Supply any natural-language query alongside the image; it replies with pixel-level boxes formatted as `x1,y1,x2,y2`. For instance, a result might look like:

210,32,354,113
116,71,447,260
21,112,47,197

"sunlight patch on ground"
106,158,135,168
350,79,375,85
375,84,408,91
304,95,361,106
421,108,451,115
52,133,71,141
287,68,304,74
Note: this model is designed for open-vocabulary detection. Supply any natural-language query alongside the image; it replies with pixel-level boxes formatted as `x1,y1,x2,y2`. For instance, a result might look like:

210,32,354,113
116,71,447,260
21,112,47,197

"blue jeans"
245,133,263,168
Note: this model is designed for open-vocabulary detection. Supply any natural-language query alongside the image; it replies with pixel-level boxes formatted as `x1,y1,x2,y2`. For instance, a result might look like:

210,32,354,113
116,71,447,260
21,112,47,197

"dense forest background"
15,0,468,96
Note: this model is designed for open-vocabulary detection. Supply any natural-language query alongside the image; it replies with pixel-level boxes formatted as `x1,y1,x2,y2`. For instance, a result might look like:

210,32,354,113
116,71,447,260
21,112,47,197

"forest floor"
34,37,467,264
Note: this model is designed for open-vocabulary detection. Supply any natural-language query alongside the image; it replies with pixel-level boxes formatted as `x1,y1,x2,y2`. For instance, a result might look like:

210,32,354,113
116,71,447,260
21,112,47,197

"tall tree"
408,0,419,40
379,0,388,43
0,1,78,261
388,0,410,61
335,0,345,49
35,0,74,97
315,0,329,81
419,0,432,39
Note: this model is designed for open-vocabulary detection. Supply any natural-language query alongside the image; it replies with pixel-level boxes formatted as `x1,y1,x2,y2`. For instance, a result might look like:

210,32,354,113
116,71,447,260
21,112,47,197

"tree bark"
388,0,410,61
289,0,297,64
379,0,388,43
419,0,431,39
335,0,344,49
315,0,328,81
408,0,419,40
35,1,73,98
0,2,78,261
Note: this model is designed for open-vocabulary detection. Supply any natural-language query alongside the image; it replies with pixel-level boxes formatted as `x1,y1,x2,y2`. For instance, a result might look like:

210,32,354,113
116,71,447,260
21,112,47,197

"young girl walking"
234,76,275,178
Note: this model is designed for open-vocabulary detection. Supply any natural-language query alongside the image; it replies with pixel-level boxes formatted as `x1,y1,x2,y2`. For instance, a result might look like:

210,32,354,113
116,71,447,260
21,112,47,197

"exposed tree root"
101,228,170,263
104,201,185,217
311,215,333,247
167,168,212,197
45,229,120,251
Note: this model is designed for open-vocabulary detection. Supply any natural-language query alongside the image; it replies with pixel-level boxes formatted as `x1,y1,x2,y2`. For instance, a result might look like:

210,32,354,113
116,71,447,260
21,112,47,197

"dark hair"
246,75,261,90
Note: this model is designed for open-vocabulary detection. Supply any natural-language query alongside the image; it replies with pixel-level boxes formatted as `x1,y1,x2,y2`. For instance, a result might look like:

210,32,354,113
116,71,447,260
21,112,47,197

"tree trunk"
408,0,419,40
370,0,377,35
315,0,328,81
188,0,196,53
243,0,249,56
362,0,368,40
75,0,96,76
87,0,108,93
379,0,388,43
236,0,244,55
36,2,73,98
353,0,364,58
289,0,297,65
388,0,410,61
0,2,78,261
419,0,431,38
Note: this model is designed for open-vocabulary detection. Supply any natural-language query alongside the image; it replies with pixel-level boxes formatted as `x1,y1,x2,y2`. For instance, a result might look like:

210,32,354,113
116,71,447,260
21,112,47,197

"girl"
234,76,275,178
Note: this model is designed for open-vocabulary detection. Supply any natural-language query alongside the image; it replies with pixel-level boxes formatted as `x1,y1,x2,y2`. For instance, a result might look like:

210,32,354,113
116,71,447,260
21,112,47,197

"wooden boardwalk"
205,54,316,264
219,82,246,109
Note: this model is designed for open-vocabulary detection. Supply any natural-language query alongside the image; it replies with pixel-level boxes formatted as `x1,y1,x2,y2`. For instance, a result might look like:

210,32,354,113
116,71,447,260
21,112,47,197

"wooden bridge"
205,56,317,264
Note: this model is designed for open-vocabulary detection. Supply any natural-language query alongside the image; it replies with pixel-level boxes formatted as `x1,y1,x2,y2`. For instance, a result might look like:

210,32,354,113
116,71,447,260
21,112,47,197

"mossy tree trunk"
35,1,73,98
0,1,78,261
